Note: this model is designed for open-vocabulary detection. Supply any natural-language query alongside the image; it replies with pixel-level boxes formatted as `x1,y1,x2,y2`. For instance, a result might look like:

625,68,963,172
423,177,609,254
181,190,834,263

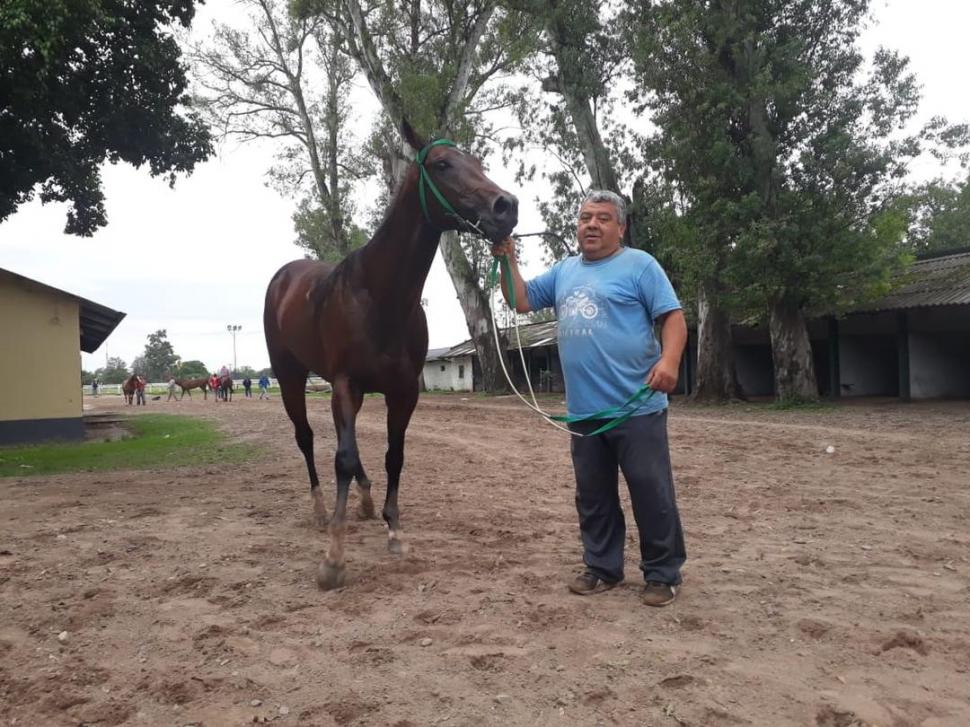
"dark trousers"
570,410,686,585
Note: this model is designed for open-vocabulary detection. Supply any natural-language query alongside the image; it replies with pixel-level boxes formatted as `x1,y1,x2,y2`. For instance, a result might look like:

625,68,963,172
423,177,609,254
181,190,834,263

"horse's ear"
400,117,426,152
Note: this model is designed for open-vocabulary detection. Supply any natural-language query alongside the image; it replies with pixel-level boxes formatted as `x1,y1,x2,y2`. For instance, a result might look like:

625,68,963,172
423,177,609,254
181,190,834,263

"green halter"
415,139,488,238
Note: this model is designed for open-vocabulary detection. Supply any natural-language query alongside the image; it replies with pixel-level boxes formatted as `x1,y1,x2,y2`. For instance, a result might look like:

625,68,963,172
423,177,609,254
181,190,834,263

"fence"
81,376,331,396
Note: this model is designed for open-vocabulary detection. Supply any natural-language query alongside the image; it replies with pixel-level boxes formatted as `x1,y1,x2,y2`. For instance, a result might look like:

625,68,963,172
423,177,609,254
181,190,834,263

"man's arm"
491,237,532,313
646,309,687,393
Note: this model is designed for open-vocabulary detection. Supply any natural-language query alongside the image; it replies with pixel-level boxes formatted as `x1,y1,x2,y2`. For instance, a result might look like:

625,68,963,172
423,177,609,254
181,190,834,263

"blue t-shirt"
525,247,681,418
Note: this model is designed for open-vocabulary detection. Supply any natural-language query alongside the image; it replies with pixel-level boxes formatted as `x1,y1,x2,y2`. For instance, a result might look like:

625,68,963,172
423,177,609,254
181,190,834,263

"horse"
177,377,209,400
218,374,233,402
121,374,138,405
264,121,517,590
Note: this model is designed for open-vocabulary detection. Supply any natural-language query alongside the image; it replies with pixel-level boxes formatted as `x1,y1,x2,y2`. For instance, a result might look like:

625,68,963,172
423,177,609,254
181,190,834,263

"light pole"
226,324,241,373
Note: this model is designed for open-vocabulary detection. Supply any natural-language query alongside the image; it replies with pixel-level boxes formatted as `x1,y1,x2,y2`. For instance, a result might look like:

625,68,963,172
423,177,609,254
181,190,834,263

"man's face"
577,200,625,260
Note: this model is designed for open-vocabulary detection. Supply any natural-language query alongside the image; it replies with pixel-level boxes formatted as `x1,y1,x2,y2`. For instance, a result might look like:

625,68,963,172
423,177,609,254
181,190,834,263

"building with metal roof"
439,249,970,401
0,268,126,444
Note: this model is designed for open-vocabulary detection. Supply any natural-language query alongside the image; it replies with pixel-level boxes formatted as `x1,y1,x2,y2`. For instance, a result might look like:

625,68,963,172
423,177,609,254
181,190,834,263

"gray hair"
580,190,627,224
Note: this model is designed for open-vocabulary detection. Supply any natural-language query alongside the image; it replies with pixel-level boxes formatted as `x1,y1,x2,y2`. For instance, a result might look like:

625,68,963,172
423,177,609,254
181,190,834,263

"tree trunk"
692,283,742,402
438,232,509,393
768,296,818,402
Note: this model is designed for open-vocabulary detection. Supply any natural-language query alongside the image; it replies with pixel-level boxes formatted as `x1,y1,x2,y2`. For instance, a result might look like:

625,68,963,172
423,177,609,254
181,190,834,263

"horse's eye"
434,160,450,171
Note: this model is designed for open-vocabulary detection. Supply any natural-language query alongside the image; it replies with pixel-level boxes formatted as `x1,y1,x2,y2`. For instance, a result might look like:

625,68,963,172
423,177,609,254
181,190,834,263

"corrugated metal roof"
0,268,126,353
444,320,558,357
425,346,453,361
854,251,970,312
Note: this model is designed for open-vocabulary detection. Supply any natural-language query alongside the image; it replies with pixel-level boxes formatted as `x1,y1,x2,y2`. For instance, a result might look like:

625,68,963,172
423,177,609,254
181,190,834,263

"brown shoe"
641,581,678,607
567,571,619,596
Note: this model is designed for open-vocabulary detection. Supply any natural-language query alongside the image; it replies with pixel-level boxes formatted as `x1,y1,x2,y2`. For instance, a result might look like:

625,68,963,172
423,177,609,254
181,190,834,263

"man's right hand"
491,237,516,261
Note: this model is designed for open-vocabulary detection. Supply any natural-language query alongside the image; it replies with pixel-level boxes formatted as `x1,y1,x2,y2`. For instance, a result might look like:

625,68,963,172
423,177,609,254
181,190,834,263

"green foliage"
0,414,255,477
293,194,370,262
80,369,94,386
140,329,180,381
176,359,209,378
0,0,212,235
906,174,970,252
232,366,259,380
624,0,962,320
94,356,129,384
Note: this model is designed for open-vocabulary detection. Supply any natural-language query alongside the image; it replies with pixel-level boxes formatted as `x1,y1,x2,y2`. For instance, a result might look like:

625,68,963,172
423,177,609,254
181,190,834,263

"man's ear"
400,117,427,152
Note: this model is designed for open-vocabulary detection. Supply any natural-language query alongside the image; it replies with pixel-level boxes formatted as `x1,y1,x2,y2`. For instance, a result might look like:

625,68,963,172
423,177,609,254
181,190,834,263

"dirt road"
2,395,969,726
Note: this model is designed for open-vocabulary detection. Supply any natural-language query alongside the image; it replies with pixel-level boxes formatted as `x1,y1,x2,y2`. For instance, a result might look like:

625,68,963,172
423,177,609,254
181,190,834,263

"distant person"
209,373,220,400
135,376,147,406
242,377,252,398
167,376,179,402
258,374,270,399
91,378,99,397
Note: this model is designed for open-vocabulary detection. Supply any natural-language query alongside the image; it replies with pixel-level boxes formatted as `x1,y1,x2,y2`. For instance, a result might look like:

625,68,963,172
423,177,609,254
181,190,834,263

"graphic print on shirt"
558,284,607,339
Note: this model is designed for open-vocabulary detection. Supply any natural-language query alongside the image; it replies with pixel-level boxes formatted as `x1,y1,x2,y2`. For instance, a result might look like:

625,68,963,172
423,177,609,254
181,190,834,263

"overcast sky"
1,0,968,375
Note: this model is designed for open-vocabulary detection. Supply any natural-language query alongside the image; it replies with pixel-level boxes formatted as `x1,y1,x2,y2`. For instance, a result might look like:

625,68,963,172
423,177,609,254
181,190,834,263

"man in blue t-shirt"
493,190,688,607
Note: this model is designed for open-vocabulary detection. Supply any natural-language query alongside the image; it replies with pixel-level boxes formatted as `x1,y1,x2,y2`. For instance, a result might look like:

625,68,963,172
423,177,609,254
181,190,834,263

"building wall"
422,355,473,392
735,344,774,396
909,332,970,398
838,335,899,397
0,279,82,433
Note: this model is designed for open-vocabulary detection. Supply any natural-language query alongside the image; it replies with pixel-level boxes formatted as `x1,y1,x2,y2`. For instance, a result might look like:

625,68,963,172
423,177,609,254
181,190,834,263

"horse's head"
402,121,518,243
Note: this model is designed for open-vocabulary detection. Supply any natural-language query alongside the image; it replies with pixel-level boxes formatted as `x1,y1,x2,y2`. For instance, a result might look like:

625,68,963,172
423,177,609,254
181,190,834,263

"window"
458,364,465,379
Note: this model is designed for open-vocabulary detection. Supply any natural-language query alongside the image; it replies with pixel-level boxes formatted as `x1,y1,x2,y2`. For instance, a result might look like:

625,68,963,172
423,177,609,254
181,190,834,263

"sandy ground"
1,394,969,727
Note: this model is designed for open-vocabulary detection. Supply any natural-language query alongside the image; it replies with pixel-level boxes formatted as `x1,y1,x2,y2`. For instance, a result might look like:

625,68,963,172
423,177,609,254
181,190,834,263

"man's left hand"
646,357,679,393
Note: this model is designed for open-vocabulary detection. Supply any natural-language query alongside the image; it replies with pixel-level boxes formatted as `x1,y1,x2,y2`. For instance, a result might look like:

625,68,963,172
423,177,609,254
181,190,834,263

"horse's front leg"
383,384,418,555
317,377,363,591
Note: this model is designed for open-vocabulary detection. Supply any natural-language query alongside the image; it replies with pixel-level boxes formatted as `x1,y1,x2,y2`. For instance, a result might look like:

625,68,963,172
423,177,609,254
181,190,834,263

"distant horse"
178,377,209,400
218,374,233,402
264,122,517,590
122,374,138,405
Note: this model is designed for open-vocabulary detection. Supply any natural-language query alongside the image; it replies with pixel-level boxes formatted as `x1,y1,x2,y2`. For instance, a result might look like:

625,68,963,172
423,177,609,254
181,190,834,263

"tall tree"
907,174,970,253
626,0,964,401
140,329,180,381
191,0,370,260
0,0,212,235
94,356,130,384
298,0,536,392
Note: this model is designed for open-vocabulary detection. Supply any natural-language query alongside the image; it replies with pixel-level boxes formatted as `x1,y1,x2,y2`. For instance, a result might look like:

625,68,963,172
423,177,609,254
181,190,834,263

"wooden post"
897,311,911,402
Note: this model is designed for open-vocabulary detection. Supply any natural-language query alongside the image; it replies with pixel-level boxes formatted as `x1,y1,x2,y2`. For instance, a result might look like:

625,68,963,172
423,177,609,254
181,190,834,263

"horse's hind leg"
383,383,419,555
273,352,327,529
317,377,363,590
345,388,375,520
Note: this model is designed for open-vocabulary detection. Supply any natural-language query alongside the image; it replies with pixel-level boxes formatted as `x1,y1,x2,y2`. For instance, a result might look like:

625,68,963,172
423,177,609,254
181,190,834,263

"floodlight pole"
226,324,241,373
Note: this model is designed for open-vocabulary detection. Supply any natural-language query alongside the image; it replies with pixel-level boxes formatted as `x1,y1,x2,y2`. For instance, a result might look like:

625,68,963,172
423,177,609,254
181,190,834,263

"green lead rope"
489,251,655,436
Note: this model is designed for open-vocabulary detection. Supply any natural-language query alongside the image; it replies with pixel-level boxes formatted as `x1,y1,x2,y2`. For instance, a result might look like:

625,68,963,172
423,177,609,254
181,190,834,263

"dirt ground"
2,394,969,727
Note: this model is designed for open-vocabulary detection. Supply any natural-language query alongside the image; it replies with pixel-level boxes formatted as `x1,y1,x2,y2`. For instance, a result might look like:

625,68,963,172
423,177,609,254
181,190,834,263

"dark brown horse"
122,374,138,405
218,374,233,402
177,377,209,400
264,123,517,590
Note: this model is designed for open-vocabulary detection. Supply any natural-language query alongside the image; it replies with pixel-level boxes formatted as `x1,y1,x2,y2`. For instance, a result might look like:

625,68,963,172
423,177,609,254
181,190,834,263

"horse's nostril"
493,194,517,218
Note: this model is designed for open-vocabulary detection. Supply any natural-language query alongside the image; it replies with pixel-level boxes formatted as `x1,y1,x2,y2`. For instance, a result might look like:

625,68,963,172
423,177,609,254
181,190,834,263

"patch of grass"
0,414,256,478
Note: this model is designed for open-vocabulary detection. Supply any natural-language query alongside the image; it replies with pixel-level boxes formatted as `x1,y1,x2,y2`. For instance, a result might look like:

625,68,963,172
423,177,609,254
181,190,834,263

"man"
493,190,688,607
167,376,179,402
242,376,252,398
135,375,146,406
258,373,271,399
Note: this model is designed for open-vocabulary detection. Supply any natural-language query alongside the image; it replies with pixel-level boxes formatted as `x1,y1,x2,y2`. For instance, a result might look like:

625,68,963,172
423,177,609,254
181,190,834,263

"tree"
625,0,964,402
94,356,129,384
191,0,371,261
139,329,180,381
233,365,259,379
299,0,537,392
80,369,95,385
0,0,212,235
176,359,209,378
907,174,970,253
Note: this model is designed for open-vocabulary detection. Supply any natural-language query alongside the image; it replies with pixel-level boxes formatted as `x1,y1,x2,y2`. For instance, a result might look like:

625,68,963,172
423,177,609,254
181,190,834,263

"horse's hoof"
316,561,346,591
388,538,408,555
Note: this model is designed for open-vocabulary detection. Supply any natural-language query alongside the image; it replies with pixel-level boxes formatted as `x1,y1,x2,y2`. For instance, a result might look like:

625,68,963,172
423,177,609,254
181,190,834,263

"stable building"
0,268,125,444
728,249,970,400
421,346,474,392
